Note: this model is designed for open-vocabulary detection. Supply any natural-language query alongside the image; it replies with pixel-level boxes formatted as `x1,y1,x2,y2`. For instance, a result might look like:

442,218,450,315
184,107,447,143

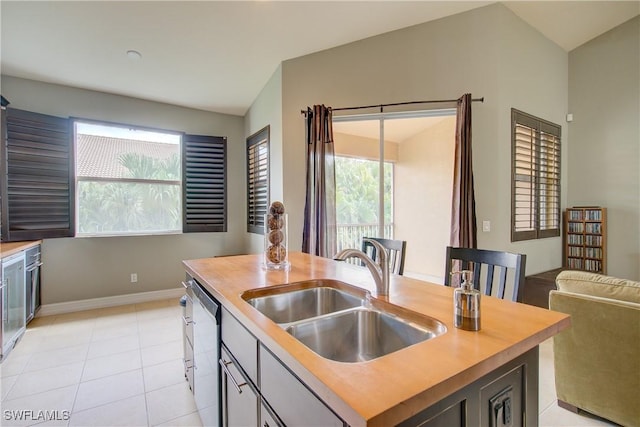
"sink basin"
286,307,445,363
242,279,447,362
243,281,365,324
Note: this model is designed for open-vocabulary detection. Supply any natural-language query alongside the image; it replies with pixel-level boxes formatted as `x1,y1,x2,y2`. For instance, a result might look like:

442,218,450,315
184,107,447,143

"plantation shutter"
182,134,227,233
1,108,74,241
247,126,269,234
538,122,561,237
511,109,561,242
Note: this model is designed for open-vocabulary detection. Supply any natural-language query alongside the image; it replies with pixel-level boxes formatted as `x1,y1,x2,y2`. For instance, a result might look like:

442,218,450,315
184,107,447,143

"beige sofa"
549,270,640,427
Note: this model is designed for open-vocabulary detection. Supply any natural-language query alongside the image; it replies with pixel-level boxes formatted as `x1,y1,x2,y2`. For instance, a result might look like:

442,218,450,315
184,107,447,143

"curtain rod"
300,97,484,115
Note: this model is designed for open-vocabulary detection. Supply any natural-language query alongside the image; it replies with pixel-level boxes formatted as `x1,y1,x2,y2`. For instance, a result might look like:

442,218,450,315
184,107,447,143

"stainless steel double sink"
242,280,446,363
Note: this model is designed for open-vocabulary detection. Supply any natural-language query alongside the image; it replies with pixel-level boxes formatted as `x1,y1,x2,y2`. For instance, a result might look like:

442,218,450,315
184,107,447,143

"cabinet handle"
182,316,193,326
181,281,193,289
182,359,194,372
26,262,43,272
219,358,247,394
2,285,8,322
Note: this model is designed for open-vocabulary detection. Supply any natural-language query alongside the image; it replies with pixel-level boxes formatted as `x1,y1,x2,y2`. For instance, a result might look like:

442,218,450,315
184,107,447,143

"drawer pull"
219,358,247,394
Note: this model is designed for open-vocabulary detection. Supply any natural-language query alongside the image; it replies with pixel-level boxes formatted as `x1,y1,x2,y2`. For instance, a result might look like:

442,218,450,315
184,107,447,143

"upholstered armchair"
549,270,640,427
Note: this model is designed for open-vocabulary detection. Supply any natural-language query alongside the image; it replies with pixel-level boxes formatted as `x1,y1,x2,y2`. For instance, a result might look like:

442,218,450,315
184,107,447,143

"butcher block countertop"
183,252,570,427
0,240,42,259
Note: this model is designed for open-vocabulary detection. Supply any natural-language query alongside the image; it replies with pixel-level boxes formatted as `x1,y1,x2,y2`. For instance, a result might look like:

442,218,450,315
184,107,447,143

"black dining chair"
444,246,526,302
362,237,407,275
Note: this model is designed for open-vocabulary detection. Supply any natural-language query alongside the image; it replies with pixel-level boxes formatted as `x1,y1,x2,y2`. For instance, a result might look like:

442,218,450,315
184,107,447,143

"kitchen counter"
183,252,571,427
1,240,42,259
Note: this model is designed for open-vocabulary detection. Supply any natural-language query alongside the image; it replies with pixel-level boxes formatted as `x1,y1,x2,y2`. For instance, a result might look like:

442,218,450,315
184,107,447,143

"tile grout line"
135,303,153,427
19,298,616,426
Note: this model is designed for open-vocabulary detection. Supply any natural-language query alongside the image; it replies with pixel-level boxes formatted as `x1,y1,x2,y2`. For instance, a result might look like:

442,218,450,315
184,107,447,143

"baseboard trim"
37,288,184,317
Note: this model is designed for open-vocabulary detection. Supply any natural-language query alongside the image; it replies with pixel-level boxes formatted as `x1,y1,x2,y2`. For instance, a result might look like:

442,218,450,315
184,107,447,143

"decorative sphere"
267,214,284,230
267,245,287,263
268,230,284,245
269,201,285,215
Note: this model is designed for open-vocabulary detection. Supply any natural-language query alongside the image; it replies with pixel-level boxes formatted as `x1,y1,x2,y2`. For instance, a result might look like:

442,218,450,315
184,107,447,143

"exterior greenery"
335,156,393,225
77,153,181,234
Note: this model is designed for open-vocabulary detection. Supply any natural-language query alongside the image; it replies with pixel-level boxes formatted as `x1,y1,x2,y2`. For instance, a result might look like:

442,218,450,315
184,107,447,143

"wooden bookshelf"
563,207,607,274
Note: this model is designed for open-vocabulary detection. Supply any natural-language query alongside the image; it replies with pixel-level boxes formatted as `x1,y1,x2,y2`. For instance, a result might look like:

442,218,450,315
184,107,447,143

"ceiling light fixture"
126,50,142,60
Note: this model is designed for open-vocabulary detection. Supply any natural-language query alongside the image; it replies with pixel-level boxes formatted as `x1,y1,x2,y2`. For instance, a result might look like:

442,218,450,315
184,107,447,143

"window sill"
75,230,182,238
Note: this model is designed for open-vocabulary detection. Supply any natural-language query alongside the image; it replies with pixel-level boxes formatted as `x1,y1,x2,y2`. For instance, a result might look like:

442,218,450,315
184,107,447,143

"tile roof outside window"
77,135,179,179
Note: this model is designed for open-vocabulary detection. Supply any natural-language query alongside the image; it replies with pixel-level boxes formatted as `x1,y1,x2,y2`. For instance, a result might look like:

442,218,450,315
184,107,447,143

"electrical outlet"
483,220,491,232
130,273,138,283
490,386,513,427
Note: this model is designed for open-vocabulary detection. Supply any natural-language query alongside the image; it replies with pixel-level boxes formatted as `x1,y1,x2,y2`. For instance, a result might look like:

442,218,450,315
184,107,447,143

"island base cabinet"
399,347,537,427
260,345,344,427
220,346,258,427
261,398,284,427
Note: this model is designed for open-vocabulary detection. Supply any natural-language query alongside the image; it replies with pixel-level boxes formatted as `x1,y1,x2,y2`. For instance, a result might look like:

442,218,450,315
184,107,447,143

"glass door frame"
333,108,455,238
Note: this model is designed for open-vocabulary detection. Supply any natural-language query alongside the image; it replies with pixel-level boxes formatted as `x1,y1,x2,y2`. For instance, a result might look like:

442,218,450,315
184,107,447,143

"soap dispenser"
451,270,481,331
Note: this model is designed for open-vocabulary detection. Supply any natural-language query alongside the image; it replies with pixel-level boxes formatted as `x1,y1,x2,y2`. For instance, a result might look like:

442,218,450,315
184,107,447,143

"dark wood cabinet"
398,348,537,427
563,207,607,274
523,268,565,309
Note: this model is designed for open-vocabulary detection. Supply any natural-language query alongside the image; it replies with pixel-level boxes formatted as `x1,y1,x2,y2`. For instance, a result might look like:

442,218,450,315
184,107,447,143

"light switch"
482,220,491,232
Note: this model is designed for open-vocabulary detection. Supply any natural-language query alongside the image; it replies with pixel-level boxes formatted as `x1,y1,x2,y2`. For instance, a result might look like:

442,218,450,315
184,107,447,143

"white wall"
280,3,568,276
395,116,456,278
244,65,283,254
568,16,640,280
1,76,246,304
333,132,399,162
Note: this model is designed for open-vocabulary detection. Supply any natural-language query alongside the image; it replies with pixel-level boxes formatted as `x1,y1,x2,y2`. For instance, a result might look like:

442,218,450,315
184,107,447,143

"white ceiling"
1,1,638,116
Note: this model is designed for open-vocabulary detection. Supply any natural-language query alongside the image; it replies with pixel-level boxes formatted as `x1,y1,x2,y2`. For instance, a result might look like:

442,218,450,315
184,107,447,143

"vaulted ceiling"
1,1,638,116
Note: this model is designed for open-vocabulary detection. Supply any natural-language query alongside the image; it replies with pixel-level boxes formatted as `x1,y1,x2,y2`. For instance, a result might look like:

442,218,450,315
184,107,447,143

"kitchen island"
183,252,570,427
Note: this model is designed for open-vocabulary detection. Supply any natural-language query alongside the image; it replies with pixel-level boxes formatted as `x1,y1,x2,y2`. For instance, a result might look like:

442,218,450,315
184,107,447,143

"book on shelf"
563,206,606,274
585,223,602,234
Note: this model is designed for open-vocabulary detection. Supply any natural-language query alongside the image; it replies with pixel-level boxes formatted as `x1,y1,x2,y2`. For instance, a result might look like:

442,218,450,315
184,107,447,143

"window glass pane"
75,121,181,236
383,160,393,238
77,122,180,180
77,181,180,234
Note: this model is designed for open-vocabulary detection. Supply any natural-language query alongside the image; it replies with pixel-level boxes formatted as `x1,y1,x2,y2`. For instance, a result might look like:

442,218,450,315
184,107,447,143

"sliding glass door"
333,109,456,279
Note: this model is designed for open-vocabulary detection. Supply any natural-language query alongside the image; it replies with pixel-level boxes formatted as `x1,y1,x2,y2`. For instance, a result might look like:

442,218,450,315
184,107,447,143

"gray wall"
277,3,568,277
4,5,637,304
244,65,283,254
568,16,640,280
2,76,246,304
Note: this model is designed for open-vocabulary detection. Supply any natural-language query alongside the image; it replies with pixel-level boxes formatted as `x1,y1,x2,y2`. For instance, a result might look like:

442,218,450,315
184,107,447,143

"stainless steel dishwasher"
191,280,221,427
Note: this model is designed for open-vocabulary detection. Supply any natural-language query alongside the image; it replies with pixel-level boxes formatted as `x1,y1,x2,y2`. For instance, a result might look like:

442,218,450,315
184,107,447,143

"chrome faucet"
334,238,390,296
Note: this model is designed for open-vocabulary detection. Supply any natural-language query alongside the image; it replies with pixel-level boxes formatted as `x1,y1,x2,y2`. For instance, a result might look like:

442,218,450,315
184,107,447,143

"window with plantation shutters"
511,109,561,242
247,126,269,234
1,108,74,242
182,134,227,233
